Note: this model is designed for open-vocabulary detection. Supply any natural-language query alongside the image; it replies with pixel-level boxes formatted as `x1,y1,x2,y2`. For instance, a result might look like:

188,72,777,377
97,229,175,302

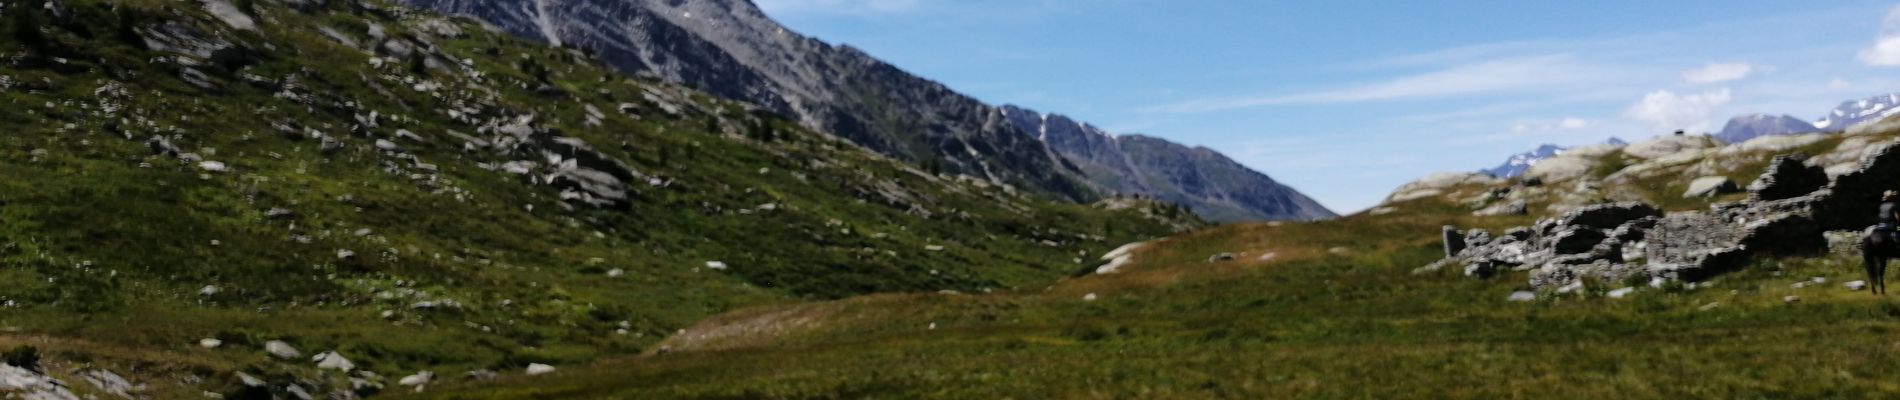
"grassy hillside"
407,121,1900,398
410,191,1900,398
0,0,1194,397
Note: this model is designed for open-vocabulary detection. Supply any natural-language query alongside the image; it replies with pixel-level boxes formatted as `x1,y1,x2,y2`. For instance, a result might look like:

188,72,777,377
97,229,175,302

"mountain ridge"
394,0,1335,221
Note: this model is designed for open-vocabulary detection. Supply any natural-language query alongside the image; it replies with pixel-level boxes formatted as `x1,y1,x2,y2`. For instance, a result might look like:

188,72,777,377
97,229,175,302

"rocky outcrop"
1748,155,1828,202
1430,154,1849,288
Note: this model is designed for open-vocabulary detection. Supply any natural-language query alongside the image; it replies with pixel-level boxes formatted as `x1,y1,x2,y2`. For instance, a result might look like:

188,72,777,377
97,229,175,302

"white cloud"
755,0,925,16
1681,62,1754,84
1860,5,1900,66
1625,89,1732,132
1147,55,1605,113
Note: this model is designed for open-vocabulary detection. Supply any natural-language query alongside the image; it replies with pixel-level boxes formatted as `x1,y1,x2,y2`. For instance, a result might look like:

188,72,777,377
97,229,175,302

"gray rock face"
1556,202,1661,230
393,0,1333,220
1715,114,1817,144
1003,107,1335,221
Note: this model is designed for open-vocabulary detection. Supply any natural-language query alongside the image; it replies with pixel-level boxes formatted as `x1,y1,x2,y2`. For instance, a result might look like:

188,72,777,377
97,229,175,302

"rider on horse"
1882,190,1900,241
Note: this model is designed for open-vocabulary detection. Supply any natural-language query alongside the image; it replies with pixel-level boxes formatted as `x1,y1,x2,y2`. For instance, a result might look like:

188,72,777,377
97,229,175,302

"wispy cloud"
1145,55,1610,113
1860,5,1900,66
755,0,927,16
1681,62,1755,84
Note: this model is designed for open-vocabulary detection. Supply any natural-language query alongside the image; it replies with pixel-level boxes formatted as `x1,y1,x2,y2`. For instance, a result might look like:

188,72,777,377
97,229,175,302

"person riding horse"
1865,191,1900,294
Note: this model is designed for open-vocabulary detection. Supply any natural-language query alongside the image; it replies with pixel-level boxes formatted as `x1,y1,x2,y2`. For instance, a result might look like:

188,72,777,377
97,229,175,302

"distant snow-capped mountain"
1815,93,1900,131
1483,138,1627,178
1715,114,1817,144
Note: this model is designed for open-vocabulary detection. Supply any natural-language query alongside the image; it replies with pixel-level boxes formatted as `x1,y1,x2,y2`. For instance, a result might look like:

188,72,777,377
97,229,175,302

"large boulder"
1748,155,1828,202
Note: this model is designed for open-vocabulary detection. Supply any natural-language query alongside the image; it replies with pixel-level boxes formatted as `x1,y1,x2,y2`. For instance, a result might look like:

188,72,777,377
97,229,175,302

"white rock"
200,0,257,31
1556,281,1585,295
1607,287,1636,299
235,372,265,387
606,268,624,278
286,384,313,400
704,261,727,270
924,245,945,252
1848,280,1869,291
314,351,354,372
198,161,228,172
1082,293,1098,301
264,340,301,359
1507,291,1536,302
375,139,398,151
397,371,433,387
199,285,220,296
1783,295,1801,304
0,364,78,400
525,364,556,376
199,338,223,349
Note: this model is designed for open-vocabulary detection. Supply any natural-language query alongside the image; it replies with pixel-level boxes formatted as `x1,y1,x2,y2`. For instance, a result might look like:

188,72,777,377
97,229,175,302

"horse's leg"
1876,256,1886,295
1867,243,1881,295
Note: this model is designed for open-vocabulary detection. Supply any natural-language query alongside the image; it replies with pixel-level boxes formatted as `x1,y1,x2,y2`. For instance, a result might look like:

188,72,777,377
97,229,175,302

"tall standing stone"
1443,225,1467,258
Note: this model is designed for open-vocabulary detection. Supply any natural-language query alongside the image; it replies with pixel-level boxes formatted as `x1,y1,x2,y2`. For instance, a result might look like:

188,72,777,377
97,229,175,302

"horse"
1864,228,1898,294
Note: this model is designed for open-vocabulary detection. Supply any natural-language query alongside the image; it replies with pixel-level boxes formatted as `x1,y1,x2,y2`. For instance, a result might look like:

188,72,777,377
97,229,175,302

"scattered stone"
1848,280,1869,291
314,351,355,372
1607,287,1636,299
199,285,220,297
265,208,297,220
200,338,223,349
1507,291,1536,302
264,340,301,359
1082,293,1098,301
464,370,497,381
198,161,228,172
606,268,624,278
397,371,433,388
525,364,556,376
79,369,141,399
924,245,945,252
337,249,356,260
235,372,265,387
704,261,727,270
1207,252,1236,262
1783,295,1801,304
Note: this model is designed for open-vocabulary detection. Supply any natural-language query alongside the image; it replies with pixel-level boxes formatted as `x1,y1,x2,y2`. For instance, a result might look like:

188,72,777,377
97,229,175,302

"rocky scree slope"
1397,117,1900,295
1000,106,1335,222
0,0,1196,397
391,0,1335,221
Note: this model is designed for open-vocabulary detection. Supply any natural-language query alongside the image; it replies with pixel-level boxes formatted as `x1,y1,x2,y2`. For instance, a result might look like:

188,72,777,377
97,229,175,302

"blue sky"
753,0,1900,213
